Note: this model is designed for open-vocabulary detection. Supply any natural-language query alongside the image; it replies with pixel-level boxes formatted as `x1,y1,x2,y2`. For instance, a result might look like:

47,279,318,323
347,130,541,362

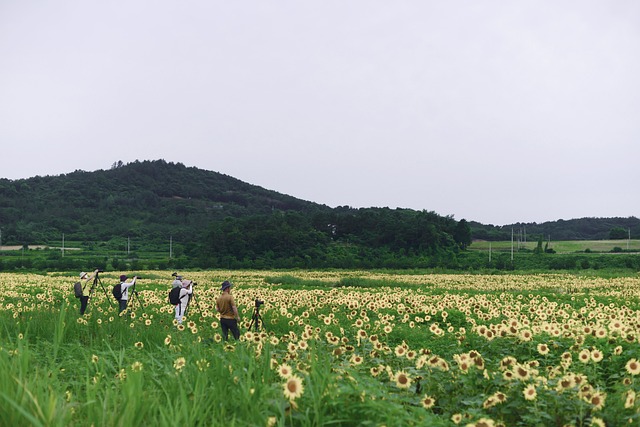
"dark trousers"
220,318,240,340
119,299,128,313
80,296,89,315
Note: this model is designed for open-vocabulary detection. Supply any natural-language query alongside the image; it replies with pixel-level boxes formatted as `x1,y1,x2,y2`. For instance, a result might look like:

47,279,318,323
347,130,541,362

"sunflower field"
1,270,640,426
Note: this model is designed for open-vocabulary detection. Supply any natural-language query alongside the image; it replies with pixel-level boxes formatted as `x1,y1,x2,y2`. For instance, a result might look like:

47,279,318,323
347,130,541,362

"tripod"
247,301,266,332
87,270,113,309
127,283,145,315
184,291,202,317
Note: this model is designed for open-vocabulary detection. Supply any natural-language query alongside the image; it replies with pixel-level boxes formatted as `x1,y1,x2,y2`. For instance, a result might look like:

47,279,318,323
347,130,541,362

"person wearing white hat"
171,276,182,288
78,269,100,315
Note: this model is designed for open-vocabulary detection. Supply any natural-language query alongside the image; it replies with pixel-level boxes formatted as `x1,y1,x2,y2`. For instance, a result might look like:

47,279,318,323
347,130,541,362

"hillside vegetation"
0,160,470,270
0,160,638,272
470,217,640,241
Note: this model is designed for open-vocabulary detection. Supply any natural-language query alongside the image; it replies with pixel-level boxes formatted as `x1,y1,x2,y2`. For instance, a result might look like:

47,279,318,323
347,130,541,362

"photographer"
171,272,183,289
78,269,99,315
117,274,137,313
215,280,240,340
175,280,193,325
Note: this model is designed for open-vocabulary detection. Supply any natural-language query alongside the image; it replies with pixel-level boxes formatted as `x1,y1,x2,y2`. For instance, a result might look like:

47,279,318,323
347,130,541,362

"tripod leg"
131,292,145,315
184,299,190,317
97,277,113,306
191,294,201,311
257,314,266,332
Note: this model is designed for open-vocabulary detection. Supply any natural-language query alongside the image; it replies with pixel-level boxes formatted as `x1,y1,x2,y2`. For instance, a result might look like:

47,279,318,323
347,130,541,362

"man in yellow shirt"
78,269,100,315
216,280,240,340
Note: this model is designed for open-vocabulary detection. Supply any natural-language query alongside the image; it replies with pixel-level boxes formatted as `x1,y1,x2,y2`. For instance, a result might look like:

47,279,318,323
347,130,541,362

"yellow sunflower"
523,384,537,401
173,357,186,372
394,371,412,389
578,349,591,364
420,394,435,409
475,418,495,427
536,343,550,356
626,358,640,376
589,391,606,411
624,389,636,409
283,375,304,401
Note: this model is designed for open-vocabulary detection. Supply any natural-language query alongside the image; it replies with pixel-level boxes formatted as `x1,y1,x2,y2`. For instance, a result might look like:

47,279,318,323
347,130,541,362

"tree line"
470,217,639,241
194,209,471,268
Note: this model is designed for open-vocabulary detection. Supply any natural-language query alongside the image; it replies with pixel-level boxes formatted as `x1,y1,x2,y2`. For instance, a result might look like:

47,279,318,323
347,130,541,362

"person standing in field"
171,273,183,288
216,280,240,340
175,279,193,325
78,269,100,315
117,274,137,313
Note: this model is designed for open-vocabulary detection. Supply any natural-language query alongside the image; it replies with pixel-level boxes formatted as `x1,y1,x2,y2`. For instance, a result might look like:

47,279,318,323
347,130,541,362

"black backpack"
112,283,123,301
168,287,184,305
73,282,83,298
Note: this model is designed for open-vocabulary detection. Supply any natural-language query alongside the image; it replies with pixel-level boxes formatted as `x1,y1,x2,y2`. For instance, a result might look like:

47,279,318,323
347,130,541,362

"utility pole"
489,241,492,262
511,228,514,262
629,228,631,250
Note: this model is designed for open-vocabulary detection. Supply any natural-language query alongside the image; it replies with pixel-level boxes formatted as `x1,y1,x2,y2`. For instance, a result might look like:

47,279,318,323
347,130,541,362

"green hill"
0,160,470,269
0,159,328,245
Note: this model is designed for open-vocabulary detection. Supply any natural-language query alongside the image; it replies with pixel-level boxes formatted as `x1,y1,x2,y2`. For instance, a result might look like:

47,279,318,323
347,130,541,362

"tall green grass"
1,299,441,426
3,271,640,426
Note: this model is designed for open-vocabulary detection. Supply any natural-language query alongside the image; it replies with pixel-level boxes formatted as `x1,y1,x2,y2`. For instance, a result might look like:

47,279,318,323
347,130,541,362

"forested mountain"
0,160,472,268
0,160,326,245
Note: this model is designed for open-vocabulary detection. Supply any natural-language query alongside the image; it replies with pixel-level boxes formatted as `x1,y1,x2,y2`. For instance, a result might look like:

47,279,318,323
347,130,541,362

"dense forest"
0,160,471,269
0,160,637,271
0,160,322,244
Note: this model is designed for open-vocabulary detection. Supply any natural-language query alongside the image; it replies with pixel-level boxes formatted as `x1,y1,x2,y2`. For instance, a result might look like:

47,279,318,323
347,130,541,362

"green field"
3,270,640,426
470,239,640,253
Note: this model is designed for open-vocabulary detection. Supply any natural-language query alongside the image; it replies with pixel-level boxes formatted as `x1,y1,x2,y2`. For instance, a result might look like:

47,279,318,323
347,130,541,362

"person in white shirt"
175,280,193,324
118,274,137,313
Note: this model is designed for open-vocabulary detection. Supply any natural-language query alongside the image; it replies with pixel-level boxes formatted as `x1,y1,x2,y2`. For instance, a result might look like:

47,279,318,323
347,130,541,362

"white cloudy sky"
1,1,638,225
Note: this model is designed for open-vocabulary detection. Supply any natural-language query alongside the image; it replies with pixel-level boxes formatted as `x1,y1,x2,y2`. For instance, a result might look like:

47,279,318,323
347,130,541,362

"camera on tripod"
249,298,266,332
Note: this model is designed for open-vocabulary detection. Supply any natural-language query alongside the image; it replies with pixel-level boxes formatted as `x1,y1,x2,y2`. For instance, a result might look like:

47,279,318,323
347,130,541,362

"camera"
255,298,264,308
192,282,198,286
171,272,178,277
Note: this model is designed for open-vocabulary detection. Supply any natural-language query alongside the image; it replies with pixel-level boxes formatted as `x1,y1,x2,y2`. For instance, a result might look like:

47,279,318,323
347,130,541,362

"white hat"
182,280,192,287
80,272,87,279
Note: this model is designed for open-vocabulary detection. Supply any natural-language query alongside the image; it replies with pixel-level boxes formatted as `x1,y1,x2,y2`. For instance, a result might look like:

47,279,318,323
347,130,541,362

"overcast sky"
1,1,638,225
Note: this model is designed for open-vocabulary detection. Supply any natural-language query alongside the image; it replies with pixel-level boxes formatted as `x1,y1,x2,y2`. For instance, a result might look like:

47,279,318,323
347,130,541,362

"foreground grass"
2,270,640,426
